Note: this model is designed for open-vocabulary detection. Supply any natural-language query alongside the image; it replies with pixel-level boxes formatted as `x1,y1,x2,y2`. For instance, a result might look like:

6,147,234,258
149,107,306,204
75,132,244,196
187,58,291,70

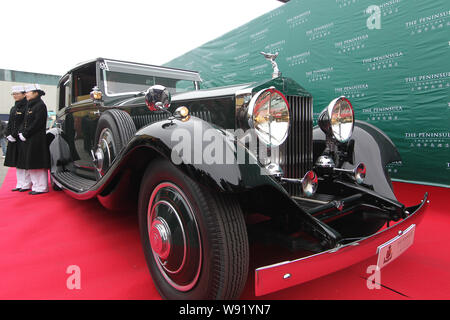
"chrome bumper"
254,193,429,296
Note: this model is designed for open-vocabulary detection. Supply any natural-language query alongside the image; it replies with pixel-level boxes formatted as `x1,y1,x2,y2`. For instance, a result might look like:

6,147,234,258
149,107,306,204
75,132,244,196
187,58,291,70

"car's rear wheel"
138,158,249,300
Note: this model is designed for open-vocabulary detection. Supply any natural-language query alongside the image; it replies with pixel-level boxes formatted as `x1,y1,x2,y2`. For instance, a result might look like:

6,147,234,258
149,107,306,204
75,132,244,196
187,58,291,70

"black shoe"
19,188,31,192
11,188,21,191
29,191,48,195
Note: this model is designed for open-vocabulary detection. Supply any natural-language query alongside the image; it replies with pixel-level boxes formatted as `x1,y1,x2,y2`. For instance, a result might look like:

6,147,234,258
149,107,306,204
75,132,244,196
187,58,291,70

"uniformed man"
17,84,50,195
4,85,32,191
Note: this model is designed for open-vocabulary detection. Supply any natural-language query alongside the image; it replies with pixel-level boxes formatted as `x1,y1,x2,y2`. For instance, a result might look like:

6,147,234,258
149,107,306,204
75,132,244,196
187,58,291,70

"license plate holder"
376,224,416,269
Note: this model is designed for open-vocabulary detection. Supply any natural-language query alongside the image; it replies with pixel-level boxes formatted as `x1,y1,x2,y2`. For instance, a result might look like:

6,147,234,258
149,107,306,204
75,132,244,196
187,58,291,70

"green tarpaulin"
166,0,450,187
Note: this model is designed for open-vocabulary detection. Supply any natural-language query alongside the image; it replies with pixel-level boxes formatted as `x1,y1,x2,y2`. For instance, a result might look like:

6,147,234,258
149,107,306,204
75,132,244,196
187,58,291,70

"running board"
53,171,96,193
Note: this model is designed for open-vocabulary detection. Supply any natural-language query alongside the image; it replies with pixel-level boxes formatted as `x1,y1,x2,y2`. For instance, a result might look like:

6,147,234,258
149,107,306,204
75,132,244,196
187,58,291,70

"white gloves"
7,135,16,142
19,133,26,142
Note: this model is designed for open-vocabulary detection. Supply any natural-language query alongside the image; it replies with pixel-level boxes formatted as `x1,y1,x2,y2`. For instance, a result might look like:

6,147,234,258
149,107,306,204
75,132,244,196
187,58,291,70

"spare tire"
93,109,136,176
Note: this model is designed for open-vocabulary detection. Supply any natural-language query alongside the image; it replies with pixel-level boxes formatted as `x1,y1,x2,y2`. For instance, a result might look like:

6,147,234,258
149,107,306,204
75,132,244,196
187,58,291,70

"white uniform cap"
11,85,26,93
25,83,44,92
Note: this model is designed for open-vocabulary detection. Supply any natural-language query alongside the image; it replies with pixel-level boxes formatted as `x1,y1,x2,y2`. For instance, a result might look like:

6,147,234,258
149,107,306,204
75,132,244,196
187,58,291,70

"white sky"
0,0,283,76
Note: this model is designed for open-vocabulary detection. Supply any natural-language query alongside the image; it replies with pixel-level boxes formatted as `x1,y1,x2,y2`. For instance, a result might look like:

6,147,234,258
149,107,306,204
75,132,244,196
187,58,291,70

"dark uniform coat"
4,97,27,167
17,97,50,169
0,120,6,138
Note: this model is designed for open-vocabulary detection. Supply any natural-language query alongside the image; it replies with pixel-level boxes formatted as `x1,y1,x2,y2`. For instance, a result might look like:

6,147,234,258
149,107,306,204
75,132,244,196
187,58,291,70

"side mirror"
145,85,171,112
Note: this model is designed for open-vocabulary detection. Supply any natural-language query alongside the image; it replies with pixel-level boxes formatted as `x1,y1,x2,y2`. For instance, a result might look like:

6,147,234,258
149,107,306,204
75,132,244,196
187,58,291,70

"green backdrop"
166,0,450,187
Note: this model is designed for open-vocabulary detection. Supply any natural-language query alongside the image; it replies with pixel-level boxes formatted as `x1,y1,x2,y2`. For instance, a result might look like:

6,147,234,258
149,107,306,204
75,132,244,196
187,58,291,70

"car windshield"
101,60,200,96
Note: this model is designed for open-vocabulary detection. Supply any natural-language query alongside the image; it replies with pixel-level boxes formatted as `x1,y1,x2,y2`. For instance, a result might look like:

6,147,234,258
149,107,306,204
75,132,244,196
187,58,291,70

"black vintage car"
47,56,428,299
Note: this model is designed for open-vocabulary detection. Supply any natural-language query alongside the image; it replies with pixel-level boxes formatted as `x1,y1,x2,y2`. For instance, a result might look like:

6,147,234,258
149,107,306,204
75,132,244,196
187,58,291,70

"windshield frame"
100,59,202,98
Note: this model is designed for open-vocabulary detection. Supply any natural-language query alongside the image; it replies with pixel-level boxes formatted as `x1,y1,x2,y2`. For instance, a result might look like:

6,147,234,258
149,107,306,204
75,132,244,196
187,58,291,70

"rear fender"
47,128,73,173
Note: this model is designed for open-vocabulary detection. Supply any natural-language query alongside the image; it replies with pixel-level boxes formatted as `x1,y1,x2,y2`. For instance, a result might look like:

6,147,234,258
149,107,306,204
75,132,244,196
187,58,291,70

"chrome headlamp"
318,96,355,143
247,87,290,146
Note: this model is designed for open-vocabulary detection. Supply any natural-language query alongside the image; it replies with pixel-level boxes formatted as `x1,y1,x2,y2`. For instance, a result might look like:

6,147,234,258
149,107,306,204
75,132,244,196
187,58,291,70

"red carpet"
0,168,449,300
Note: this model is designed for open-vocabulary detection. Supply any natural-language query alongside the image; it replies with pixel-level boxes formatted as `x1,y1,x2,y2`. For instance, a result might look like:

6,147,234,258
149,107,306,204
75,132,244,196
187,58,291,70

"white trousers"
29,169,49,193
16,168,32,189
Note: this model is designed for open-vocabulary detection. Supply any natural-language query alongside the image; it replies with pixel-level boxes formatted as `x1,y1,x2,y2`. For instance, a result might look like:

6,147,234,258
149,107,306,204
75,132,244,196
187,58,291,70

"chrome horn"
281,170,318,197
333,162,366,184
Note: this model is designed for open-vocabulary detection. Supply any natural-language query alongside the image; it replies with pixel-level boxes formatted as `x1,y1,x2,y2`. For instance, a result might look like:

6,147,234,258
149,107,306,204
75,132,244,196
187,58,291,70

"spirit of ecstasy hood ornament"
260,51,281,79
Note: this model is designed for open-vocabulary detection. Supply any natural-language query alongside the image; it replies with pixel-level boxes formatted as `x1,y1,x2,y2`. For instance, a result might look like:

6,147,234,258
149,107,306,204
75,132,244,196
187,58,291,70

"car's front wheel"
138,158,249,300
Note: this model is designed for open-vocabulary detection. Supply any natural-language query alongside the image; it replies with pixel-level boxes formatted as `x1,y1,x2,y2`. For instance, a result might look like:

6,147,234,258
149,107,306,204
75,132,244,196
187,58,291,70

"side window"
72,62,96,103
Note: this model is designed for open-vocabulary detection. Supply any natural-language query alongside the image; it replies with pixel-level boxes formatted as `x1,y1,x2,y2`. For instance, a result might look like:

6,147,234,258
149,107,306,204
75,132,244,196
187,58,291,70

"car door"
55,73,79,168
67,62,101,180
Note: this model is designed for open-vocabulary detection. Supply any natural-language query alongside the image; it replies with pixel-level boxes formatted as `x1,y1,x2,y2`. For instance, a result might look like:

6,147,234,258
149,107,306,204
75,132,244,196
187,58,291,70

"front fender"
53,116,288,200
313,120,401,200
127,116,283,194
125,116,343,249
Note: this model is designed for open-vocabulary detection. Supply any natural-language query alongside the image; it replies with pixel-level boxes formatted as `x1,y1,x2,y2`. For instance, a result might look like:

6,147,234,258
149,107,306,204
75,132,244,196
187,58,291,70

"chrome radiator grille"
279,96,313,196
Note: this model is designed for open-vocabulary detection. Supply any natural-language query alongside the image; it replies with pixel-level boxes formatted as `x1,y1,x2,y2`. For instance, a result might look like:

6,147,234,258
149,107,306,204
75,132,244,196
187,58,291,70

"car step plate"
376,224,416,269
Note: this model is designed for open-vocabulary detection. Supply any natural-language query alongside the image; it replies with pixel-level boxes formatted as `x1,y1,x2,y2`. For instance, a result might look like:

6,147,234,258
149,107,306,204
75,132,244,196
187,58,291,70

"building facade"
0,69,60,121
